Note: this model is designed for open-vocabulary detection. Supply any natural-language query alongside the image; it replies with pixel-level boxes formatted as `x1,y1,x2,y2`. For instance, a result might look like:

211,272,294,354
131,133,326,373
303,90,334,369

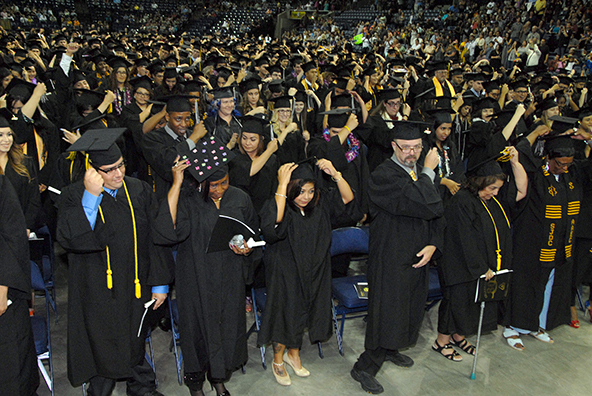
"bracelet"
275,193,288,199
343,126,351,133
331,172,342,183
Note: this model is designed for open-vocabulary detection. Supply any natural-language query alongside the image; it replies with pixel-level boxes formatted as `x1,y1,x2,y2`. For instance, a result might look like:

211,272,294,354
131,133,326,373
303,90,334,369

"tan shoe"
272,362,291,386
284,353,310,377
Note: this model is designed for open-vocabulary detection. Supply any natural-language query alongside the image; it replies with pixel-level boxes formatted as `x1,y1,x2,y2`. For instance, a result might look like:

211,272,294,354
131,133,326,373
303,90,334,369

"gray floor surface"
35,250,592,396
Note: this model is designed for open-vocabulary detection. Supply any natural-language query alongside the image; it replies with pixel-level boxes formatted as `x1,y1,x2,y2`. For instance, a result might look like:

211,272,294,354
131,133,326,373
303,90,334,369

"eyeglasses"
116,70,127,75
552,158,573,169
514,90,528,94
135,92,150,97
394,141,423,153
97,160,126,174
386,101,401,107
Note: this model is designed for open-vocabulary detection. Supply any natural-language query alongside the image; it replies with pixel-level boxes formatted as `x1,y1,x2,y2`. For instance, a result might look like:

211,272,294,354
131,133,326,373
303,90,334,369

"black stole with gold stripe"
539,166,580,267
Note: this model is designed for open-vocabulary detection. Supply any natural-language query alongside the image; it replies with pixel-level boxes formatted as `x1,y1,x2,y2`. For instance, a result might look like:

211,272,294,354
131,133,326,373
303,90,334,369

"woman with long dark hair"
101,57,133,116
257,159,354,387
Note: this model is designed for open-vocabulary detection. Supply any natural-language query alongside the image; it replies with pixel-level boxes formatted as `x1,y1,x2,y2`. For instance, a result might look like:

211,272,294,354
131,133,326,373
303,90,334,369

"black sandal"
432,340,462,362
450,337,476,355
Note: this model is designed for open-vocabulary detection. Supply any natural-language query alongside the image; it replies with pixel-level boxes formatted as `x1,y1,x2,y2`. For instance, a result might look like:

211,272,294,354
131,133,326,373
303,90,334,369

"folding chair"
330,226,370,356
31,261,54,396
31,226,58,320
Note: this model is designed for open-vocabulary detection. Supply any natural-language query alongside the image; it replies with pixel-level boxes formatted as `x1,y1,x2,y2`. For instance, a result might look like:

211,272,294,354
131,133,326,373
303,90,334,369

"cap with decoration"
177,136,236,182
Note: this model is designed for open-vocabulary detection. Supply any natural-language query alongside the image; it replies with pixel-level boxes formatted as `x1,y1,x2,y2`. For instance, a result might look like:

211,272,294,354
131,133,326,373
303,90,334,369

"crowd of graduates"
1,0,592,394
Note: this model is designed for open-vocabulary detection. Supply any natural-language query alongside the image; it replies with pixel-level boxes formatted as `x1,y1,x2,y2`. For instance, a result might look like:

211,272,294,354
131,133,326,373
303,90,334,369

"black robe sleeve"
0,175,31,298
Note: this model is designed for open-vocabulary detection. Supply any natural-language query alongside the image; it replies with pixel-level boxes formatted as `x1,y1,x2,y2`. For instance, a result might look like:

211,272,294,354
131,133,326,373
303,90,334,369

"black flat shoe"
350,367,384,394
385,351,414,368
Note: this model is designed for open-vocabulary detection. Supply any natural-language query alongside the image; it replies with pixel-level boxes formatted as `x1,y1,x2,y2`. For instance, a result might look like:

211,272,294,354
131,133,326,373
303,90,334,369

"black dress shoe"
143,390,165,396
350,367,384,394
385,351,414,368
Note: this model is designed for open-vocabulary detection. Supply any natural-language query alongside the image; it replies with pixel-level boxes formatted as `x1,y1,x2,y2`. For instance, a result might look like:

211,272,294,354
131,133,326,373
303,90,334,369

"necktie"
409,170,417,181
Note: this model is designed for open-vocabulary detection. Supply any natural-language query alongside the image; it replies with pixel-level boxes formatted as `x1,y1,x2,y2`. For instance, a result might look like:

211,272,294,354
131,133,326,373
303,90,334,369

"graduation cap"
0,114,11,128
450,68,464,77
106,56,132,70
240,78,261,93
466,149,512,177
377,89,400,102
479,64,494,74
537,96,558,112
20,58,36,69
362,64,379,76
392,121,431,140
268,65,282,76
558,75,574,86
5,78,36,101
291,157,317,181
241,114,269,138
549,115,578,135
472,97,498,113
14,49,27,59
255,57,270,67
182,80,206,93
70,112,108,132
129,75,153,92
575,105,592,120
90,53,108,65
331,93,354,109
465,72,487,82
542,133,575,156
294,90,307,103
268,79,284,94
460,94,476,108
134,58,150,68
155,95,193,113
75,89,106,110
163,67,178,80
53,34,68,45
67,128,126,167
302,61,317,73
212,86,235,100
509,79,529,91
427,60,449,73
483,80,499,93
270,95,292,109
177,135,236,183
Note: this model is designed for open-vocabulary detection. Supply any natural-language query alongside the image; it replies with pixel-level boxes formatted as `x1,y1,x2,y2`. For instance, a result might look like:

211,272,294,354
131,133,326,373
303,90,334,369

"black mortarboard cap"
182,80,206,92
240,78,260,93
177,136,236,182
159,95,192,113
70,112,108,132
483,80,499,93
6,78,36,101
291,157,316,181
472,97,497,113
106,56,132,70
134,58,150,68
130,75,153,92
212,86,235,100
392,121,432,140
427,60,449,72
558,75,574,86
268,79,284,94
538,96,558,112
331,93,353,108
163,67,178,80
67,128,126,167
549,115,578,135
466,151,507,177
241,115,269,137
543,134,575,155
575,105,592,120
271,95,292,109
510,79,529,90
333,77,349,90
75,89,106,109
377,89,400,102
302,61,317,73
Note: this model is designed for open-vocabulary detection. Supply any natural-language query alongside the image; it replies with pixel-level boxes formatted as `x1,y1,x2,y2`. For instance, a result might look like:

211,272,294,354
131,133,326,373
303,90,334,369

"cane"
470,301,486,380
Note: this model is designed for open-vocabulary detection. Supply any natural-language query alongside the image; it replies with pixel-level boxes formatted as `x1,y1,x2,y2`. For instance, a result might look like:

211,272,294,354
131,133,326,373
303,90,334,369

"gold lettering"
548,223,555,247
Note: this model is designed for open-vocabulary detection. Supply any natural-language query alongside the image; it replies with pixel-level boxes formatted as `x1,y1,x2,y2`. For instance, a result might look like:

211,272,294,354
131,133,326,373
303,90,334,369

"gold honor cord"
480,196,511,271
97,179,141,298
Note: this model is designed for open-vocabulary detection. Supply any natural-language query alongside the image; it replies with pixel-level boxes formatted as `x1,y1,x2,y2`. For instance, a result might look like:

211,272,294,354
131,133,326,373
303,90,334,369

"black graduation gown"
364,160,445,351
4,158,41,230
275,129,306,165
306,134,367,227
228,152,279,214
257,188,354,348
153,186,259,379
56,177,171,386
356,115,396,173
422,139,465,206
204,115,242,146
465,120,508,166
119,102,147,179
438,189,513,336
141,127,191,201
508,140,591,331
0,175,39,396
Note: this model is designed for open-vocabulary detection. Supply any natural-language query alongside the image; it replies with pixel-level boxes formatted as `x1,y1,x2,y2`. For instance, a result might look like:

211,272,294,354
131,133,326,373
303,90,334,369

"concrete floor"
35,251,592,396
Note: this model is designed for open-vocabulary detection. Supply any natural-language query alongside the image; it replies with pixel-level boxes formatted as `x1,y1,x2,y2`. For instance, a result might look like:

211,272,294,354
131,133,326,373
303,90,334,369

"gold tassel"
135,279,141,299
106,267,113,289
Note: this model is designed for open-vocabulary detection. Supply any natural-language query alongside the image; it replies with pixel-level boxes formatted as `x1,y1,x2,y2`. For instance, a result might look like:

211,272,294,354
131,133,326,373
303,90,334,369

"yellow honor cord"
122,179,141,299
98,206,113,289
480,196,511,271
97,179,141,298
